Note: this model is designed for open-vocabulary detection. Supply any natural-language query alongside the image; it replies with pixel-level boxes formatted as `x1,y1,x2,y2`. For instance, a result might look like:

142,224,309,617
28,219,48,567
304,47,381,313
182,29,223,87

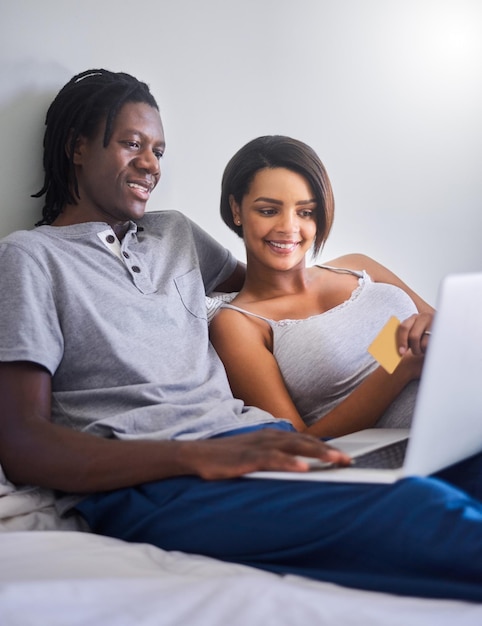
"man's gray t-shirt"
0,210,278,441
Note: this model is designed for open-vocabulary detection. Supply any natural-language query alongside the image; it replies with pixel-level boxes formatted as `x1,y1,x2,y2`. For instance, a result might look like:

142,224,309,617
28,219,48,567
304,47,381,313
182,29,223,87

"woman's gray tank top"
212,266,419,428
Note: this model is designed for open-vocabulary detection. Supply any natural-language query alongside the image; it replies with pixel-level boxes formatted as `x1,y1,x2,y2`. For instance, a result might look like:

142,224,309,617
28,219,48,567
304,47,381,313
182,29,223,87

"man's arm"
0,361,350,493
213,261,246,293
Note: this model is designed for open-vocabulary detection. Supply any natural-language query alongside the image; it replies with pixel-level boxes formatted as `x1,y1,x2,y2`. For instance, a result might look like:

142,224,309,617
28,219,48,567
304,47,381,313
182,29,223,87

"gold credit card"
368,316,402,374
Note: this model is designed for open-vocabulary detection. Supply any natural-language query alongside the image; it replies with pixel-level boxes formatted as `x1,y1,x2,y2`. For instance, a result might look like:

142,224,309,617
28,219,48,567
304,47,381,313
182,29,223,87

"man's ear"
65,131,87,165
229,195,242,226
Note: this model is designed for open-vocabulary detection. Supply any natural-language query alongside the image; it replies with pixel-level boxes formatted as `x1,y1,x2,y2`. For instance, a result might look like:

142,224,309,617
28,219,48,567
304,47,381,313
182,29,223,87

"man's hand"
0,362,349,490
182,429,352,480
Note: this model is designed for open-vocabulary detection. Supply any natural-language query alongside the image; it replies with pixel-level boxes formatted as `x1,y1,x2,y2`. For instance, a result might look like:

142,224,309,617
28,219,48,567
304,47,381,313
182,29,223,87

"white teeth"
269,241,298,249
128,183,149,192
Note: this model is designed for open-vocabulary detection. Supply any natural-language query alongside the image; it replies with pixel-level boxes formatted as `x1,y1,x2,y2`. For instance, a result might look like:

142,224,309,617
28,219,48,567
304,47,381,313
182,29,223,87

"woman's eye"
154,150,164,160
259,209,277,216
299,210,315,218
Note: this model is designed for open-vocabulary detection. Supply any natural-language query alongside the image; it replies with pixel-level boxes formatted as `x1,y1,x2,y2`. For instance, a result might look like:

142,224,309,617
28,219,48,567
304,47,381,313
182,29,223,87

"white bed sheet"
1,531,482,626
1,476,482,625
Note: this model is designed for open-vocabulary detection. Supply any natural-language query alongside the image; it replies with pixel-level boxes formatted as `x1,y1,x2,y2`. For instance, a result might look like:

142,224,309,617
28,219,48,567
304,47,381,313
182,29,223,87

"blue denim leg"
77,460,482,602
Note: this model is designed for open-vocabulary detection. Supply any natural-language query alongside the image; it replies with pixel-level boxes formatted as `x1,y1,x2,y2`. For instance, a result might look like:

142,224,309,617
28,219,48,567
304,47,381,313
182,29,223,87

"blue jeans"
76,426,482,602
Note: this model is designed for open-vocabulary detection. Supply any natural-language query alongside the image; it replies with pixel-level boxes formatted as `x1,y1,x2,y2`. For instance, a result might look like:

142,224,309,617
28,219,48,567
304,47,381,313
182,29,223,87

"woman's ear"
229,195,242,226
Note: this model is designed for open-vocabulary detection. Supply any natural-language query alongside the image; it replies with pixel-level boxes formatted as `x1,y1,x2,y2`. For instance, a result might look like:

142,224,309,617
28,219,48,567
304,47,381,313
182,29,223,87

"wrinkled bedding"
1,477,482,625
2,531,482,626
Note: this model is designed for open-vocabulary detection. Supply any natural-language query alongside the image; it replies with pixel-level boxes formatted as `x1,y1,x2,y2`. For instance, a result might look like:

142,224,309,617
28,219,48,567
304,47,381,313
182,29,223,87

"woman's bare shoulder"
322,253,374,271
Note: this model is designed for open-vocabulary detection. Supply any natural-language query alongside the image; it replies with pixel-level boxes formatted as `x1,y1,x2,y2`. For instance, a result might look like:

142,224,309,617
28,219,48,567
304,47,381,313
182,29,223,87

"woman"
209,135,434,438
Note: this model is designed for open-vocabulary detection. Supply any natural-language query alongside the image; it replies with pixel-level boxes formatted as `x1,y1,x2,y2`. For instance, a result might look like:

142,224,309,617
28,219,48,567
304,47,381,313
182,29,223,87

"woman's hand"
394,349,425,382
397,312,434,357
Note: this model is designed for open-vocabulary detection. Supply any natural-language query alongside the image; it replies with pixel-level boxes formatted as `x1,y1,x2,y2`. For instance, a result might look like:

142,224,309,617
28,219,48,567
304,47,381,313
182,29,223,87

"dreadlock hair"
33,69,159,226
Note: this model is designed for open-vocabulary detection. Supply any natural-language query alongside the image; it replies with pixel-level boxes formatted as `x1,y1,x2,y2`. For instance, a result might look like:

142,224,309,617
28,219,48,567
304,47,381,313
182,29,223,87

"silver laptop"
246,272,482,484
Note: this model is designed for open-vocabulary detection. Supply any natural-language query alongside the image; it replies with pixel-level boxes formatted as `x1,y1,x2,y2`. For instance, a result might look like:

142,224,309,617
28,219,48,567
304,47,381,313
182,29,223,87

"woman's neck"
241,262,313,301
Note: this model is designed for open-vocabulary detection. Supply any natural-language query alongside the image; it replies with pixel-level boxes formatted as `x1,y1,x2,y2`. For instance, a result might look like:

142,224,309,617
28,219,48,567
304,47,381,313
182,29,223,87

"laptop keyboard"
352,438,409,470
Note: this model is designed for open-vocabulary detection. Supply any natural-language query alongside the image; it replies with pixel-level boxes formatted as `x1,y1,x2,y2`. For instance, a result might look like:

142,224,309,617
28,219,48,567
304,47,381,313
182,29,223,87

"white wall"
1,0,481,304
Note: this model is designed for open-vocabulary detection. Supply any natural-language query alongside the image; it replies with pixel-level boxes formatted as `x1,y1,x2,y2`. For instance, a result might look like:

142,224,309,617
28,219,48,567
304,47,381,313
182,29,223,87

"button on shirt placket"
97,227,155,293
122,229,149,288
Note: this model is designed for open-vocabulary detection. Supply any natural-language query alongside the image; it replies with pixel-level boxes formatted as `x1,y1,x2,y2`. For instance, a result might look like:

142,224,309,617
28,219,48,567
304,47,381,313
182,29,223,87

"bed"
1,477,482,625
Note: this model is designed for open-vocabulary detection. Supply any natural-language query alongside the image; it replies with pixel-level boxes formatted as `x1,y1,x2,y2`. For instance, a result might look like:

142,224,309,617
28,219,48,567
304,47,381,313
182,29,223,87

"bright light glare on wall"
390,5,482,99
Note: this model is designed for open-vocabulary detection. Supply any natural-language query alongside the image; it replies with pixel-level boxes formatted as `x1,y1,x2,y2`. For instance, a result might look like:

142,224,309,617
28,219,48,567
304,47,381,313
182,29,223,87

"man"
1,69,482,602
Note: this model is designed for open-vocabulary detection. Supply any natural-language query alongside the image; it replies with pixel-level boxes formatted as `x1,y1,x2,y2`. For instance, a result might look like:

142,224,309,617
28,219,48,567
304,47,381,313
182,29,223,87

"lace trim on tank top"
217,265,367,327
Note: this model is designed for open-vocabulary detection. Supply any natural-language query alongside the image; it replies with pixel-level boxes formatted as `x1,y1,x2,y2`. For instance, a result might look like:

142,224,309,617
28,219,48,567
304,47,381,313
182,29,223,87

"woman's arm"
209,309,308,431
328,253,435,355
211,308,423,437
210,257,433,438
328,253,433,311
0,361,349,492
303,352,423,437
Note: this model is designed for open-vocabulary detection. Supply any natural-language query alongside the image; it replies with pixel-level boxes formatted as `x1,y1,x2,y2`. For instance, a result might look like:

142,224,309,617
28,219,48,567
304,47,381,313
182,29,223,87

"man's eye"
154,150,164,160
